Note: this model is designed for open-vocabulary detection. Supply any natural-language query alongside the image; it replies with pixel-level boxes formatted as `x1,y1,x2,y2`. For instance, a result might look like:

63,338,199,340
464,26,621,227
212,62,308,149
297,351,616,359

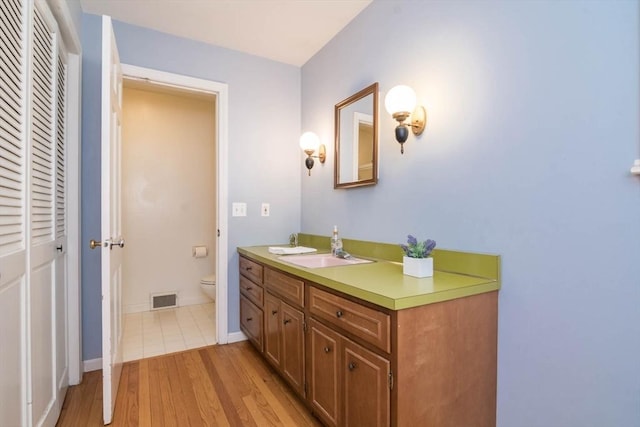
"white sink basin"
278,253,374,269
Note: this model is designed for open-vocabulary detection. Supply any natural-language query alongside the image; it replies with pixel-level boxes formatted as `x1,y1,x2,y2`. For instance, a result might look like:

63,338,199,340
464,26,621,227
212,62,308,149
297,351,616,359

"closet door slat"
0,0,25,255
55,53,66,238
29,6,55,244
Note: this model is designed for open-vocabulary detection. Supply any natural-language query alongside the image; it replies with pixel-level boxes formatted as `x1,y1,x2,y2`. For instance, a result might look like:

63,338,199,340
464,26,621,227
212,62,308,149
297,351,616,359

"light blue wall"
80,13,302,360
301,1,640,426
64,0,81,37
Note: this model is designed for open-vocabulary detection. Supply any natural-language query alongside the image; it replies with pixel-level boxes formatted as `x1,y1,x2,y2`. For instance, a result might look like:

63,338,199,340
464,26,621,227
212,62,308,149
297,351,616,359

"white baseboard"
227,331,247,344
181,295,212,306
83,358,102,372
124,302,149,314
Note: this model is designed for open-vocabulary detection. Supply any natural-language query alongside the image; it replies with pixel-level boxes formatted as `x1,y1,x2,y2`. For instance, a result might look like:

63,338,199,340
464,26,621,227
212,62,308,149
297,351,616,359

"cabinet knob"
271,310,278,315
324,346,331,353
336,310,343,318
348,362,357,371
246,317,253,322
283,319,292,325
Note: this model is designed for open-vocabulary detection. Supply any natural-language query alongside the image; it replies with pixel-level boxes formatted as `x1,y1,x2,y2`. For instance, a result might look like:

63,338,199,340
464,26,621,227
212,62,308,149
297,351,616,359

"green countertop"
237,239,500,311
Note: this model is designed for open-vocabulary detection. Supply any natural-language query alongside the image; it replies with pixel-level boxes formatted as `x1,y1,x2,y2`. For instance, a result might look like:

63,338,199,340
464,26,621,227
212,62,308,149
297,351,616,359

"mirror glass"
334,82,378,189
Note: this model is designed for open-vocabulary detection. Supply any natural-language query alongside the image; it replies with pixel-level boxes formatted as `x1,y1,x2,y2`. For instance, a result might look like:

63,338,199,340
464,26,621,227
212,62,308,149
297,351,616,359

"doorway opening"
119,65,229,361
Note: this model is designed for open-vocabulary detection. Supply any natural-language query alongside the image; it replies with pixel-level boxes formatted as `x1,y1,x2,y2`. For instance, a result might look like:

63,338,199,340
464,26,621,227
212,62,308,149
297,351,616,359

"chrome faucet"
289,233,298,247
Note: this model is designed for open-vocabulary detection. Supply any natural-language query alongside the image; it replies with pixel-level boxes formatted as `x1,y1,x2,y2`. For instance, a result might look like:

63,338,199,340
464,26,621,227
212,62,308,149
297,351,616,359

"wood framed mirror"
334,82,379,189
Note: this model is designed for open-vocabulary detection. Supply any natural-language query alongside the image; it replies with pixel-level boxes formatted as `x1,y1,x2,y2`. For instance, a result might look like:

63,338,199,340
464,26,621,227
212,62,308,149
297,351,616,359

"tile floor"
122,303,216,362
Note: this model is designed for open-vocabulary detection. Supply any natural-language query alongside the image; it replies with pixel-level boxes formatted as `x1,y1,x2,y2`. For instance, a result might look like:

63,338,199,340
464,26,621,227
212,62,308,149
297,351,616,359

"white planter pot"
403,256,433,278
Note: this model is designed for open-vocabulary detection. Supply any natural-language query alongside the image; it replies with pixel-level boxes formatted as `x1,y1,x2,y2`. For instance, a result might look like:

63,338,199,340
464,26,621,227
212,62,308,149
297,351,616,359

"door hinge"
388,371,394,390
217,229,220,237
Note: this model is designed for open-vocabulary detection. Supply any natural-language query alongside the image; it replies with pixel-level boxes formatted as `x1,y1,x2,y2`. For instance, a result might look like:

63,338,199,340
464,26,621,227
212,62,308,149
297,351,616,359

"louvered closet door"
54,41,68,413
29,1,60,425
0,0,28,425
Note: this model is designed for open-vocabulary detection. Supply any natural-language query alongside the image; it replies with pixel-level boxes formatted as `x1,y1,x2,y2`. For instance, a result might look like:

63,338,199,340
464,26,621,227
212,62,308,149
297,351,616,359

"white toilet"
200,274,216,301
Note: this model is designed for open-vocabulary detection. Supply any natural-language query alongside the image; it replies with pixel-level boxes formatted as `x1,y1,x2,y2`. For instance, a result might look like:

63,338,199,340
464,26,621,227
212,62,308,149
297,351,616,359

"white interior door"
0,0,29,424
100,15,124,425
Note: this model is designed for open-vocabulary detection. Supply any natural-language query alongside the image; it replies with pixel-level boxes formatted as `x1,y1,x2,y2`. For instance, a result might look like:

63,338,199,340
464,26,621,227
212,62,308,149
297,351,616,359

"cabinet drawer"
309,286,390,353
240,295,263,352
265,268,304,307
240,256,263,284
240,275,264,306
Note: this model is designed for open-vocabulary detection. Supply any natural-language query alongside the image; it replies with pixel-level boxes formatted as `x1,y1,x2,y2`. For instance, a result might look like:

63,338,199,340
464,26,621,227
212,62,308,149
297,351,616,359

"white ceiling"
80,0,372,66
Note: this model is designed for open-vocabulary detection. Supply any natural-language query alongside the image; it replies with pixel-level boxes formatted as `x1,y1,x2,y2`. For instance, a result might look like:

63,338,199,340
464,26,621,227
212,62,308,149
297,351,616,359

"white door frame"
119,64,229,344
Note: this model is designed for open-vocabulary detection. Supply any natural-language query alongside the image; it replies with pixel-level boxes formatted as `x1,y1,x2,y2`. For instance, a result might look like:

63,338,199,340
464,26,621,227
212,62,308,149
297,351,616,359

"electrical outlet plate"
261,203,270,217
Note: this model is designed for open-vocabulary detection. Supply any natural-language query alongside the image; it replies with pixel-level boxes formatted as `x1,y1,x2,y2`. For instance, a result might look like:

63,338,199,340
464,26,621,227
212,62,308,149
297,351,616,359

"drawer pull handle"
283,319,292,325
348,362,357,371
336,310,343,318
246,266,252,271
271,310,278,315
245,286,253,291
246,317,253,322
324,346,331,353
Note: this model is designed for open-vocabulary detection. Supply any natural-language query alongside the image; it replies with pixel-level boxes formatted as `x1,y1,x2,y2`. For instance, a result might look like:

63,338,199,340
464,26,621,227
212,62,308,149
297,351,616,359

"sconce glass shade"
299,131,326,176
299,131,320,152
384,85,417,117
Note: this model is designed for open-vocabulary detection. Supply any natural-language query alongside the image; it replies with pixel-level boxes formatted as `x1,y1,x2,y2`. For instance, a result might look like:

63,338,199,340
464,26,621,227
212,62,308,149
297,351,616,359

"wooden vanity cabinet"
343,338,390,427
263,267,306,397
308,319,342,427
239,254,498,427
264,292,305,396
239,256,264,351
240,295,263,351
308,318,390,427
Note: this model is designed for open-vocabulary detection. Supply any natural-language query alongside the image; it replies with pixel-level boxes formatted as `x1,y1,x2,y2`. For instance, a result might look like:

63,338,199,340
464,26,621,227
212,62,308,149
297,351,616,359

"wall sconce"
299,131,326,176
384,85,426,154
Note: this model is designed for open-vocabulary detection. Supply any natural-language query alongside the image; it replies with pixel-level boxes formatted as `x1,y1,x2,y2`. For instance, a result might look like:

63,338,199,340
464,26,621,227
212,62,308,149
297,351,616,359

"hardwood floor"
57,341,322,426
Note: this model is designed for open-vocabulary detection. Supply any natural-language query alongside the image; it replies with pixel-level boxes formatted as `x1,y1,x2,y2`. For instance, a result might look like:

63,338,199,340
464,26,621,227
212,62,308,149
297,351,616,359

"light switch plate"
232,202,247,217
261,203,270,217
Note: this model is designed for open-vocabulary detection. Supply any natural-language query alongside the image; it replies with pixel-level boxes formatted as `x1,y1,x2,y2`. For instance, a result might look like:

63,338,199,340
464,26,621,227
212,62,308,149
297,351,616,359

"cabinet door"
343,339,390,427
281,301,305,396
308,319,342,427
264,292,281,367
240,295,263,351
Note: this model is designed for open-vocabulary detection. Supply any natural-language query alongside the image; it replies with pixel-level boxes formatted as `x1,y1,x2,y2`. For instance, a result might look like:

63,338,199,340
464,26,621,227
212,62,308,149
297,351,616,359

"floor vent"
151,292,178,310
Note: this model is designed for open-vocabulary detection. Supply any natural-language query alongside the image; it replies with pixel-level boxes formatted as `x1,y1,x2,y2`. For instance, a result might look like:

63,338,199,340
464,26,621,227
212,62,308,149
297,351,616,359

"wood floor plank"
112,361,129,424
183,349,230,426
166,353,203,426
201,346,257,427
237,343,321,427
56,343,321,427
88,374,104,427
157,355,180,425
138,359,152,427
57,369,98,424
148,356,167,427
232,344,302,427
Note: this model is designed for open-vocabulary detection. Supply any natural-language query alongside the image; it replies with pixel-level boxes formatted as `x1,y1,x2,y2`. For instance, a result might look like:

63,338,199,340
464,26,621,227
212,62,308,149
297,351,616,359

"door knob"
56,245,63,252
89,239,103,249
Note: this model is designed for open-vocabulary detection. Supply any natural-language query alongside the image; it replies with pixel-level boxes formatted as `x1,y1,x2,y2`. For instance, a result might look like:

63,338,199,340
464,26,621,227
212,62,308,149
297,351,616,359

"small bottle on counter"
331,225,343,256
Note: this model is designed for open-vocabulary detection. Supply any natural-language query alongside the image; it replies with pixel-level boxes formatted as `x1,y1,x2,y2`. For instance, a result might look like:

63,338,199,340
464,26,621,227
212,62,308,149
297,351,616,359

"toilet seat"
200,274,216,285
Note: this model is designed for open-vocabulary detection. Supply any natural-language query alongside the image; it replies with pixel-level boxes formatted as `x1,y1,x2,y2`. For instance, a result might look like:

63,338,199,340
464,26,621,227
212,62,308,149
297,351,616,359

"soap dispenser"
331,225,343,256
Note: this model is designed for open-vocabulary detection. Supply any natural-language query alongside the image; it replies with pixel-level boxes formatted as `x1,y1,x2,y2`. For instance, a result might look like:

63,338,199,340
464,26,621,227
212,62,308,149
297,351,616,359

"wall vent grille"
151,293,178,310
